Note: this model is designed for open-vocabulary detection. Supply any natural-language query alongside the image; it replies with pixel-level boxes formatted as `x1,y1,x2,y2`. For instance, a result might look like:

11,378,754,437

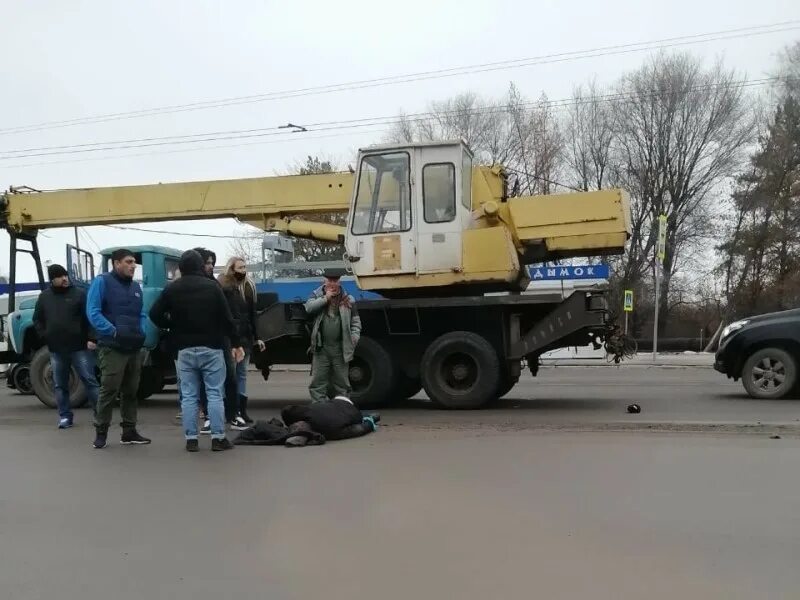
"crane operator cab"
344,140,501,296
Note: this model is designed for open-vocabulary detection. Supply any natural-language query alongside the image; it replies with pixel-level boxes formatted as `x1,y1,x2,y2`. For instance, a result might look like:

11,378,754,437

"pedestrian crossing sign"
624,290,634,312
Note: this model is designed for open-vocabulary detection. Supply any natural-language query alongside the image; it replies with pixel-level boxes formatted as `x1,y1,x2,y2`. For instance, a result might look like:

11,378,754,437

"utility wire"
102,224,252,239
2,127,395,169
0,20,797,136
79,228,101,253
504,166,585,193
0,76,781,157
0,77,780,161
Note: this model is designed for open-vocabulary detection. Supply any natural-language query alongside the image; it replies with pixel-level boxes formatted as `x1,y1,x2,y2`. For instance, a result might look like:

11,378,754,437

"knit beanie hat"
48,264,68,281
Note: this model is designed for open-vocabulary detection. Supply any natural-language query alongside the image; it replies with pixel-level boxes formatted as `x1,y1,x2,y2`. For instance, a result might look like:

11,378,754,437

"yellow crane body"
1,140,631,295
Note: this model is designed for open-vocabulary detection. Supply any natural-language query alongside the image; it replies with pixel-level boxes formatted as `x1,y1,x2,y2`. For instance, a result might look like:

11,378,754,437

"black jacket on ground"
149,274,239,352
221,284,258,348
233,414,372,446
281,399,363,438
32,285,94,353
233,418,325,446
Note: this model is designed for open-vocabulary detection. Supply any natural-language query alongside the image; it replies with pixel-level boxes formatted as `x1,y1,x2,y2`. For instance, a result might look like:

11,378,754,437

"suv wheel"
742,348,797,400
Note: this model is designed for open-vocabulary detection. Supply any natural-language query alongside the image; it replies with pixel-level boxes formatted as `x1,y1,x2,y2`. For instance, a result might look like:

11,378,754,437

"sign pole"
623,289,633,335
653,214,667,362
653,264,660,362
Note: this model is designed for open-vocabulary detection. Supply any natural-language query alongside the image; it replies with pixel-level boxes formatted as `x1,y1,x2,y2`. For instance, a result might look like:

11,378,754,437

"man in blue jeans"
149,250,244,452
32,264,99,428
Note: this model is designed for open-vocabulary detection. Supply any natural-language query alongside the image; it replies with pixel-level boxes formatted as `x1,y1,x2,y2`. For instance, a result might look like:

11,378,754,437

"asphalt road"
1,366,799,599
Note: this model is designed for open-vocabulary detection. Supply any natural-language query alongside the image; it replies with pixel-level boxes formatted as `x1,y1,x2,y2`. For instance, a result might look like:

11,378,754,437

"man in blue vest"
86,248,151,449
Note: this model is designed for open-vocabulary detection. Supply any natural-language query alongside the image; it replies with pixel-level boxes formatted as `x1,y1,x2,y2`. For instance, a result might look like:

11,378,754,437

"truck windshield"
351,152,411,235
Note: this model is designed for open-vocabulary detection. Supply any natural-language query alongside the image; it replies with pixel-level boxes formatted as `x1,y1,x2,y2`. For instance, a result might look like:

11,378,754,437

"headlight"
721,319,749,341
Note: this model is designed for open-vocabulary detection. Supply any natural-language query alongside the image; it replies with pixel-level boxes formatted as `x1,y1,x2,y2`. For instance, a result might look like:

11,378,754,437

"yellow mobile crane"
2,140,631,408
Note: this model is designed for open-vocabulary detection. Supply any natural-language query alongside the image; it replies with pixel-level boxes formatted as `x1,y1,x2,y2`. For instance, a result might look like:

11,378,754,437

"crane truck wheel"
421,331,500,409
29,347,89,410
11,364,34,395
349,336,394,408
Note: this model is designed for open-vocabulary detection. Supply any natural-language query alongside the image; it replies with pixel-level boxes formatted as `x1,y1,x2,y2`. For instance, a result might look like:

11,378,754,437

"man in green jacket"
304,268,361,402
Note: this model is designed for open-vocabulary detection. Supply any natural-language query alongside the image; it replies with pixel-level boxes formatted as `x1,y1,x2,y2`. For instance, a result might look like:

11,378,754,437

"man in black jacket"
32,264,99,429
193,247,244,433
149,250,244,452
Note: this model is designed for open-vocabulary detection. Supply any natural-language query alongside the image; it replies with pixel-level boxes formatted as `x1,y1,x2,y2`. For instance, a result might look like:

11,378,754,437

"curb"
262,362,714,372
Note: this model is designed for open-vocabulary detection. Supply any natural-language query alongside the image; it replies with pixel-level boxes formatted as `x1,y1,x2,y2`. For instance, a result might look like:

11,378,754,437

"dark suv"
715,308,800,399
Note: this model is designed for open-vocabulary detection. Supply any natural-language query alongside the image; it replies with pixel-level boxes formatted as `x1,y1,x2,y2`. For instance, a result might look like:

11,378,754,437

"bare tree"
226,225,263,266
611,53,754,332
507,88,564,195
227,155,348,275
388,84,566,194
564,80,615,191
286,155,347,266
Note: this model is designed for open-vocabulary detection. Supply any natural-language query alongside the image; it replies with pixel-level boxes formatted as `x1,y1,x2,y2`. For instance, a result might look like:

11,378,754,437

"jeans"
50,350,99,420
236,350,251,397
199,341,236,420
174,359,183,409
177,346,226,440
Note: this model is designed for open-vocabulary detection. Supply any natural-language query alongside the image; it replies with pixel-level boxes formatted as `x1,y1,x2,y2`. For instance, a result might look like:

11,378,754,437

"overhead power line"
2,127,396,169
102,224,251,239
0,20,797,136
0,77,781,162
0,76,782,157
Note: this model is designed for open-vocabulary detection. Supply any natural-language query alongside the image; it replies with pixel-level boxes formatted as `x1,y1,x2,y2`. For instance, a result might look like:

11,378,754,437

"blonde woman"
217,257,265,423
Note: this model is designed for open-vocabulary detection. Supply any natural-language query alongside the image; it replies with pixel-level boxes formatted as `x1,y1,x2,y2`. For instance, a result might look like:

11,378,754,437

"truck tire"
742,348,797,400
421,331,500,409
29,348,88,409
349,336,394,408
393,374,422,401
11,364,34,395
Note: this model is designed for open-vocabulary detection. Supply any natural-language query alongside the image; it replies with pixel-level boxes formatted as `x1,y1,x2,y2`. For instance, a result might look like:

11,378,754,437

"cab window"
423,163,456,224
165,258,179,281
351,152,412,235
461,152,473,209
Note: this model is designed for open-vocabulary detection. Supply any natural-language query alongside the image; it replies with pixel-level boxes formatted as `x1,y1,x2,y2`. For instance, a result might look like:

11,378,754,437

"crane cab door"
346,151,416,277
414,144,471,274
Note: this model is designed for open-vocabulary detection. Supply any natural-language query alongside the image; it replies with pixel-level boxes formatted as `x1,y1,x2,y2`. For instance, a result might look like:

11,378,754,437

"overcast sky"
1,0,798,280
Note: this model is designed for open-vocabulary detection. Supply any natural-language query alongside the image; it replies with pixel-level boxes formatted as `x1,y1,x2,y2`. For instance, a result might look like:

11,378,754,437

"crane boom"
0,172,354,241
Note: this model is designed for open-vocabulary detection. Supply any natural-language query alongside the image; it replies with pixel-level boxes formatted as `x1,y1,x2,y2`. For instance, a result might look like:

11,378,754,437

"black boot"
239,394,253,424
93,429,108,449
212,438,234,452
121,429,152,445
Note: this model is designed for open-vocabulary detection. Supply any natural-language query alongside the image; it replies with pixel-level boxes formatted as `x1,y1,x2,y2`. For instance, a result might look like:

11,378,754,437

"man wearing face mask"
304,268,361,403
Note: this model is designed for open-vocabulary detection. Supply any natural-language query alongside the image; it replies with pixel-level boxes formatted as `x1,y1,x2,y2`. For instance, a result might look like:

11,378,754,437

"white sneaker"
199,420,211,435
229,416,248,431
